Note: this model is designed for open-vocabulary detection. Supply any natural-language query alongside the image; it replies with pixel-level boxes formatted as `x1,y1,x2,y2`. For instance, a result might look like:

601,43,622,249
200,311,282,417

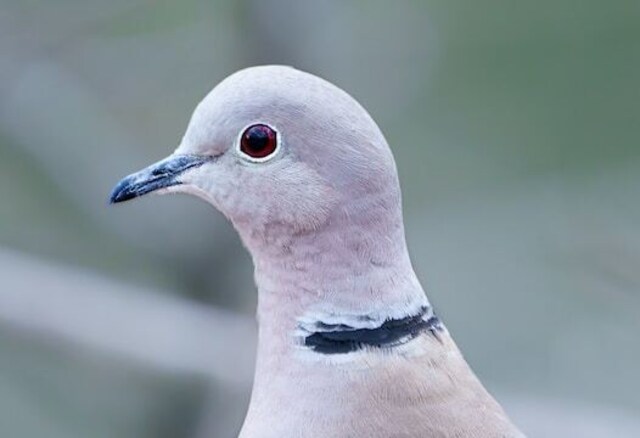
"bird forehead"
218,65,330,96
197,66,361,123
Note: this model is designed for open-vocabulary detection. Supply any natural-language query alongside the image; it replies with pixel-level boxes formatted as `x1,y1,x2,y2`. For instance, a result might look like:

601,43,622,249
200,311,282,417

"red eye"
240,124,278,159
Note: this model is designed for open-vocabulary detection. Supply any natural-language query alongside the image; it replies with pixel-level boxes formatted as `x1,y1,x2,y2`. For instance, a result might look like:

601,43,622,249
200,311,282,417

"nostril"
151,166,168,177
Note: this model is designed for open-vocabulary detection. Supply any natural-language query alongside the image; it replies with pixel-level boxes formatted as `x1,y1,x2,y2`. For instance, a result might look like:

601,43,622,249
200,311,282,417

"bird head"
111,66,402,250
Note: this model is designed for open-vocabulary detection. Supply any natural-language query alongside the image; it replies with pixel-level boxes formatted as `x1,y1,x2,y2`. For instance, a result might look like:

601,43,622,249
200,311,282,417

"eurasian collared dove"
110,66,525,437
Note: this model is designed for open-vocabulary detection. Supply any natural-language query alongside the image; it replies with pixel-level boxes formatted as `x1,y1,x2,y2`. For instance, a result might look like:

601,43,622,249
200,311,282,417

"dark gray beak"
110,154,209,204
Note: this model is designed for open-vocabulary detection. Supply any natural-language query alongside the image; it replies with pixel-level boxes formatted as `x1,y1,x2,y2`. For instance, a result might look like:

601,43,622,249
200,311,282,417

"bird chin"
171,183,220,209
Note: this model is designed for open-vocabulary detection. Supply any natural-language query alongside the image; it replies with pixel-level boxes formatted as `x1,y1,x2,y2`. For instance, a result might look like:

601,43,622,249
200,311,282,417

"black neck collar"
302,306,443,354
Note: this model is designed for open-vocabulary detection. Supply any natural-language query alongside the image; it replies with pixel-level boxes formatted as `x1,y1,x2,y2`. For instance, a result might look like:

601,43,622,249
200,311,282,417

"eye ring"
237,123,280,162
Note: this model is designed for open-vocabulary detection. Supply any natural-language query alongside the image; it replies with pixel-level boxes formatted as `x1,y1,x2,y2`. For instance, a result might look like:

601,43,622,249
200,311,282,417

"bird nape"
110,65,525,438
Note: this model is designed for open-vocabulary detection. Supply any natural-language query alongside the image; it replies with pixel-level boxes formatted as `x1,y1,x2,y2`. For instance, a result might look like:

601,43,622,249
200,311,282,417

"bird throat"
300,306,444,354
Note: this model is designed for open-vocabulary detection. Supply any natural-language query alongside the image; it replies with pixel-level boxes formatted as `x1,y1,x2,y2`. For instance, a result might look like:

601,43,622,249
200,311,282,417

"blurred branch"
0,247,255,387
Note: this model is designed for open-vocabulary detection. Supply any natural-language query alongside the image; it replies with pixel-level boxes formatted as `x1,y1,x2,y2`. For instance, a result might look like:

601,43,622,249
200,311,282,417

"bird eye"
239,124,278,160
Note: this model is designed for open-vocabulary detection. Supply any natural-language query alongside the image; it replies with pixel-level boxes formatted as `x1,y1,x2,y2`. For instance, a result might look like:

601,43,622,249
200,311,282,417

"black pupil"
246,127,270,151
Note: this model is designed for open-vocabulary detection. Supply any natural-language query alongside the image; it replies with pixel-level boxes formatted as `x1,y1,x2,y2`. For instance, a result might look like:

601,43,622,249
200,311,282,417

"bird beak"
109,154,210,204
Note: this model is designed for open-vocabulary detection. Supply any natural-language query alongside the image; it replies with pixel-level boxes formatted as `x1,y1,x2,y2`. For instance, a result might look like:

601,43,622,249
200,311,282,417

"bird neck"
245,206,431,357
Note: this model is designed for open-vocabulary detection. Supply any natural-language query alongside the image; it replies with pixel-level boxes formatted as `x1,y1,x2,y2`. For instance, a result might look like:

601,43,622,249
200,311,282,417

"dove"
111,65,524,437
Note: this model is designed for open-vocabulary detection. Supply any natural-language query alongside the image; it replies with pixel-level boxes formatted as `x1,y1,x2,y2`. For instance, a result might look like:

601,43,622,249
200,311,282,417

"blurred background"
1,1,639,437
